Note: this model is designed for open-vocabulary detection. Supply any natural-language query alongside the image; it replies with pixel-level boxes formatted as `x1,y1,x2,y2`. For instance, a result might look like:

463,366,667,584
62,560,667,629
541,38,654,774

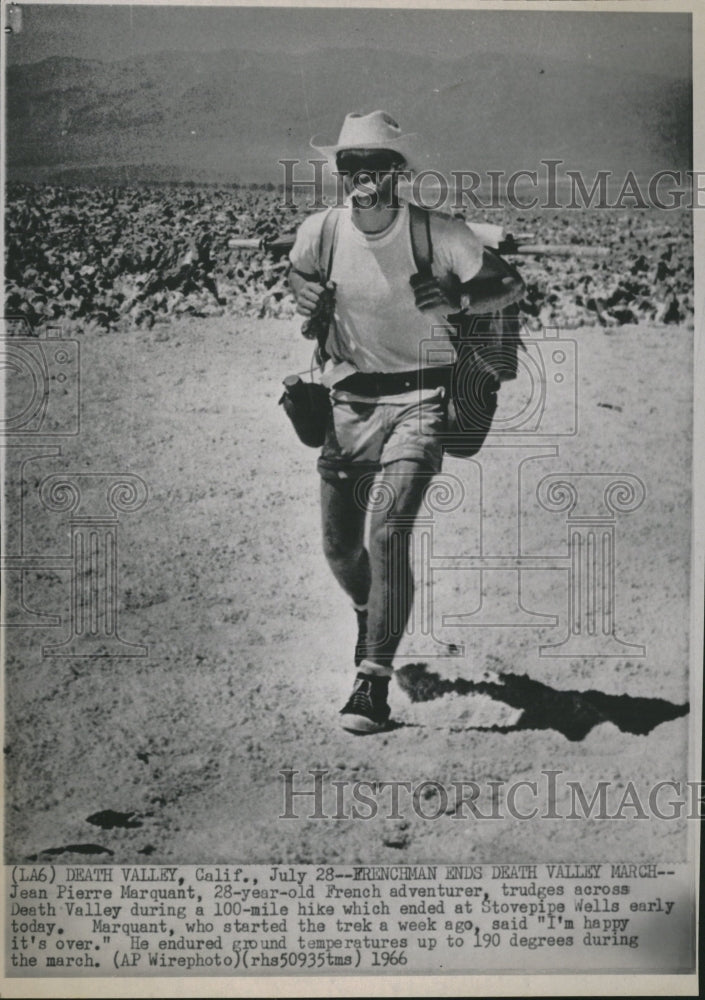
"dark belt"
335,367,453,397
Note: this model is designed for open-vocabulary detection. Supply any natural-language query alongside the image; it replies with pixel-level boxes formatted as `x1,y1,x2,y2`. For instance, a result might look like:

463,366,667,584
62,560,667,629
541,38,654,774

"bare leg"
364,460,433,671
320,476,370,607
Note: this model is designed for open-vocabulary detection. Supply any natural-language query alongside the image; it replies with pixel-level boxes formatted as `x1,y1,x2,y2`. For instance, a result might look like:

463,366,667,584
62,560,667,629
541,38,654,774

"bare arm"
460,250,525,314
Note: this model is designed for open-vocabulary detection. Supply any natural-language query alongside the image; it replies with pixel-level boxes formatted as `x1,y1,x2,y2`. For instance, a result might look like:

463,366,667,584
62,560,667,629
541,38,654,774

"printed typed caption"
6,863,694,977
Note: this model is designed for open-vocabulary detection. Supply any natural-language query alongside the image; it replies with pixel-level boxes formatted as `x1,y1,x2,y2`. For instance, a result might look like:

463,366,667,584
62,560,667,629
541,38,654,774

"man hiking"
288,110,524,734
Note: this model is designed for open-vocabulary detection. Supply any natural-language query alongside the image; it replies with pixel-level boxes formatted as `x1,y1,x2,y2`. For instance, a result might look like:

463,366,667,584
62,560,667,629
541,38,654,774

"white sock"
353,602,368,613
359,658,393,679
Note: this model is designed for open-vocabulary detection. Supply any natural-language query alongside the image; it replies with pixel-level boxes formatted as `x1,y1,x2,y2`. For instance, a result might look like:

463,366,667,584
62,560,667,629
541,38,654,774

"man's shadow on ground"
394,663,689,742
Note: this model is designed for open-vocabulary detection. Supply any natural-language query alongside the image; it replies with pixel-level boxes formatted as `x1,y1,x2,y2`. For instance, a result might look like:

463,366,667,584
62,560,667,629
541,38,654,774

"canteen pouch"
279,375,331,448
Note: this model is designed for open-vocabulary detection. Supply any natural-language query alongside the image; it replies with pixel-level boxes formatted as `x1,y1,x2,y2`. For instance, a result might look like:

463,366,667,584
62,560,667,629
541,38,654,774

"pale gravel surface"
4,316,693,864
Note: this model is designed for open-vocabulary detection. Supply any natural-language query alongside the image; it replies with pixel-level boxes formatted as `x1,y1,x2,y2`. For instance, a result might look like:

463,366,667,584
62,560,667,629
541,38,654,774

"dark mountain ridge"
7,48,691,183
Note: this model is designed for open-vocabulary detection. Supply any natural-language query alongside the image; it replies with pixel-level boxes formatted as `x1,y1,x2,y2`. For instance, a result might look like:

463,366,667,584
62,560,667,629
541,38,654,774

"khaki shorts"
317,390,446,482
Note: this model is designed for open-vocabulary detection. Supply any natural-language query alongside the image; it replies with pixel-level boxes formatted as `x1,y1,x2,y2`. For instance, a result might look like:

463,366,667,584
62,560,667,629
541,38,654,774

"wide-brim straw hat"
311,110,418,168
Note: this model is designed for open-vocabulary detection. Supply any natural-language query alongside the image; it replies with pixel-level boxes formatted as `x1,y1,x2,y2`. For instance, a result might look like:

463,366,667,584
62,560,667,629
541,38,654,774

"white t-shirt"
289,202,484,388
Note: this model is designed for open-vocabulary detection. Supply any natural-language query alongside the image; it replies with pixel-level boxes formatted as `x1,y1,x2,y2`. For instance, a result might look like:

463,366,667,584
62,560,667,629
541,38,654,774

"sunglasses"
336,150,406,177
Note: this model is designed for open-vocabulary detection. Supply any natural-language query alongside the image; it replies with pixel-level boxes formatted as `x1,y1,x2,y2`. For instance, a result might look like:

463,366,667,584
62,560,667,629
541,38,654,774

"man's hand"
288,269,333,317
295,280,328,316
410,273,450,312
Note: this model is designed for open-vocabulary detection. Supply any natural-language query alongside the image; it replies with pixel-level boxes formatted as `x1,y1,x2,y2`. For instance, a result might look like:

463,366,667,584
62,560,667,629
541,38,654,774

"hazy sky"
6,5,692,77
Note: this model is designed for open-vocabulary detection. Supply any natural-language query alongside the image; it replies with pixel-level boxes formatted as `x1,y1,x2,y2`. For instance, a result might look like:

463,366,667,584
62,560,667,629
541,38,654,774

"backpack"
406,204,524,457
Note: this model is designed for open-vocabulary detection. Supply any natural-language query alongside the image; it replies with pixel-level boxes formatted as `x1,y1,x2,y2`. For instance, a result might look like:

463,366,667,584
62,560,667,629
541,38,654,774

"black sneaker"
340,673,391,734
354,607,368,667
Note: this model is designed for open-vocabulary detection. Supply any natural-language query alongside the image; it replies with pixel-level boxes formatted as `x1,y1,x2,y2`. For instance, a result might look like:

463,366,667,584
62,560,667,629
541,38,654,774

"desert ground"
4,309,693,865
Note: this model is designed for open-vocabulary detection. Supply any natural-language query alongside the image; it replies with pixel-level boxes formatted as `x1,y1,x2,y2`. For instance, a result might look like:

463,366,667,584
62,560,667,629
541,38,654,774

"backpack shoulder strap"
310,208,340,367
410,204,467,311
408,203,434,280
317,207,340,283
